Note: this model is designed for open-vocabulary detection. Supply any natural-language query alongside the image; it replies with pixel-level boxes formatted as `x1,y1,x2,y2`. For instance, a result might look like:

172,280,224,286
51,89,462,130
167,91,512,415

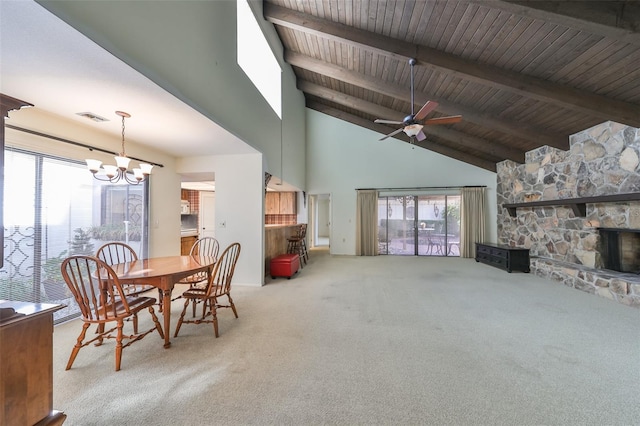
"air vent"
76,112,109,122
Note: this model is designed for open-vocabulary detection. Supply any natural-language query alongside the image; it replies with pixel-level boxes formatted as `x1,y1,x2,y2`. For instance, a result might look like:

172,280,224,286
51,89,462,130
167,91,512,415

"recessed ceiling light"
76,112,109,122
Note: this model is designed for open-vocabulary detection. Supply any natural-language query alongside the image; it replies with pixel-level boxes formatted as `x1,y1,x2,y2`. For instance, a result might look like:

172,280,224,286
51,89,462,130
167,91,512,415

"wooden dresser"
0,300,66,425
475,242,530,273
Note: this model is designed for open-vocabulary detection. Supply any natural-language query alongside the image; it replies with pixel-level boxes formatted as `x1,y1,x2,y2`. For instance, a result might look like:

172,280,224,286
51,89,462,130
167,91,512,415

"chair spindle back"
208,242,241,298
61,255,130,322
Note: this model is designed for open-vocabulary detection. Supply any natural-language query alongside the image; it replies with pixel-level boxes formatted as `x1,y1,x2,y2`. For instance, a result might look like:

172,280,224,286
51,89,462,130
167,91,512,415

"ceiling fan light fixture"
373,58,461,142
403,123,423,137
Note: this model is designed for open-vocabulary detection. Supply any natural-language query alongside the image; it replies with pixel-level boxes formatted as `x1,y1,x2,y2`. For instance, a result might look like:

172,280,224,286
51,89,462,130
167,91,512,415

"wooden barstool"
287,224,308,267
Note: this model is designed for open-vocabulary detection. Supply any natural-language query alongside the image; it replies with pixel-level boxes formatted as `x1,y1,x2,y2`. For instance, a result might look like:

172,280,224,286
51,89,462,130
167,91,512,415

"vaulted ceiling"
264,0,640,171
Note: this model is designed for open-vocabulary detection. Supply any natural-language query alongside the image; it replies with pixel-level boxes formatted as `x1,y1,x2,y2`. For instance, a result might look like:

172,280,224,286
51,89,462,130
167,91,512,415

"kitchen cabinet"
181,236,197,255
265,192,297,215
279,192,297,214
265,192,280,215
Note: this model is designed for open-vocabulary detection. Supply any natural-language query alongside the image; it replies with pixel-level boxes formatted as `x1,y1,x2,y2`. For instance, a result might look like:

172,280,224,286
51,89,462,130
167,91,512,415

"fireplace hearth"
598,228,640,274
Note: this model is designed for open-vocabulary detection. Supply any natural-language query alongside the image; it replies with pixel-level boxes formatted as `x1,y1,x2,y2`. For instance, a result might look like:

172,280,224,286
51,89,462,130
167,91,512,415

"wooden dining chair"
96,242,158,326
174,242,241,338
178,237,220,288
174,237,220,316
60,255,164,371
96,242,155,297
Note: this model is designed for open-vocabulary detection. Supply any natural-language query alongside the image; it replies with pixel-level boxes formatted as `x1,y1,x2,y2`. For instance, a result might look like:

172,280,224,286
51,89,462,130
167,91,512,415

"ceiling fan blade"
416,130,426,142
379,127,404,141
414,101,439,121
374,118,403,125
424,115,462,125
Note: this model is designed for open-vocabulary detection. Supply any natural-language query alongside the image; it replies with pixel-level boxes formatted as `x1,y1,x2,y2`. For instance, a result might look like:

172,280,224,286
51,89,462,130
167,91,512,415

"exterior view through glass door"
378,194,460,256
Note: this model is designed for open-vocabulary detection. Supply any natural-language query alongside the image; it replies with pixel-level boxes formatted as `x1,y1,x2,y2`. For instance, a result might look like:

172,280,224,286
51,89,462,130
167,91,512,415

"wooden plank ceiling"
264,0,640,171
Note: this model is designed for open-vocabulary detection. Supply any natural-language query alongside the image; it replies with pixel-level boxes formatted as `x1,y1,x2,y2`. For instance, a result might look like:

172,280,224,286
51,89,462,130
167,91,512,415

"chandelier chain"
121,114,126,156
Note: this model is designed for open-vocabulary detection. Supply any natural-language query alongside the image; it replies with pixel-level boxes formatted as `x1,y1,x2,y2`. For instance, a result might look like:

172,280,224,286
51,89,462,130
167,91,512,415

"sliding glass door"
1,147,149,323
378,193,460,256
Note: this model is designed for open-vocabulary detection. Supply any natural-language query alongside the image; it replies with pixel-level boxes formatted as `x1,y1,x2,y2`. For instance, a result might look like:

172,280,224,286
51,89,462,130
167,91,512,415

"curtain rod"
356,185,486,191
6,124,164,168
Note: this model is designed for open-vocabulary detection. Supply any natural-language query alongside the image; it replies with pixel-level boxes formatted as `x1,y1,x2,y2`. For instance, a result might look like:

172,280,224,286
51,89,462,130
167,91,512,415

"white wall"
177,153,264,286
38,0,307,191
306,109,498,255
5,107,182,257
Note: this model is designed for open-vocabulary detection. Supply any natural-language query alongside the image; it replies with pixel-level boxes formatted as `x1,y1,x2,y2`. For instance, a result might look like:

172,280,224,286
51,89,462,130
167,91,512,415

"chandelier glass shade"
86,111,153,184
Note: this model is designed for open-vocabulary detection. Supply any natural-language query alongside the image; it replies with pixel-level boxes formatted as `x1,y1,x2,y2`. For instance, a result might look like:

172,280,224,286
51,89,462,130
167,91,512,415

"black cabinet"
475,242,530,273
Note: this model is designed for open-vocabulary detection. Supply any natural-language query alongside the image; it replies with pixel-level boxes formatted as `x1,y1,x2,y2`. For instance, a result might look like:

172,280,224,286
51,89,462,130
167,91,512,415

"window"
1,147,149,323
237,0,282,118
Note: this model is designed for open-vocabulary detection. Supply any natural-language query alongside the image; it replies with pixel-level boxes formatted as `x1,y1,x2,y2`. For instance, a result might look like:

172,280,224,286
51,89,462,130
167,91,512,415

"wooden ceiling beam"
474,1,640,46
306,100,497,172
285,50,568,150
265,3,640,127
300,81,524,163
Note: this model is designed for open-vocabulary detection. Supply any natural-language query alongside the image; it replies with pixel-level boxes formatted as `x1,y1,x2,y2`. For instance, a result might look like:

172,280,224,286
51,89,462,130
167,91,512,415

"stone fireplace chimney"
497,121,640,307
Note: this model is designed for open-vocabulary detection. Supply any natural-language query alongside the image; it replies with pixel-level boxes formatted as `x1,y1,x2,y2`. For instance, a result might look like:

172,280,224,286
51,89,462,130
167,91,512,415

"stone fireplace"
497,121,640,307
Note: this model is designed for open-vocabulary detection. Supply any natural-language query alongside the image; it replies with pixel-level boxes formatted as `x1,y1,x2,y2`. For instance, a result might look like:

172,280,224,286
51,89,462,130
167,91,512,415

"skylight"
237,0,282,118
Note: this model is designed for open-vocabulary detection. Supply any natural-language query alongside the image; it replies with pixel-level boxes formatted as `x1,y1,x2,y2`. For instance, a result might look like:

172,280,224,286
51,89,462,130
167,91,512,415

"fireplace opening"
598,228,640,274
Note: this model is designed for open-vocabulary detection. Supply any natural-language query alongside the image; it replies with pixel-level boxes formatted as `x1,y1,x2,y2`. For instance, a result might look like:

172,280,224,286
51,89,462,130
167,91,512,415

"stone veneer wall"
496,121,640,307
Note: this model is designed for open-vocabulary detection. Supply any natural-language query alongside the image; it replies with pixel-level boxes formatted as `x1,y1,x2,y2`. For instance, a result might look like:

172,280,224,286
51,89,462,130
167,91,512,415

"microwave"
180,200,190,214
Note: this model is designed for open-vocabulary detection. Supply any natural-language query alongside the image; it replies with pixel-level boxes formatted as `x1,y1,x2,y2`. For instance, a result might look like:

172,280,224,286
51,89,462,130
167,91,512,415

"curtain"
356,190,378,256
460,187,486,258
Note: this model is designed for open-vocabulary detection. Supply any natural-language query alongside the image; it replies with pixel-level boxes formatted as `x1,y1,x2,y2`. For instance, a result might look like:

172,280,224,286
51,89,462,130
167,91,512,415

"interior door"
200,191,215,238
316,194,330,247
309,194,331,248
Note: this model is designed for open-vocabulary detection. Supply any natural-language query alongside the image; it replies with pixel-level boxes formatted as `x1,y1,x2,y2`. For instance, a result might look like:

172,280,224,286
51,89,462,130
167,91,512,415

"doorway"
377,194,460,256
310,194,330,248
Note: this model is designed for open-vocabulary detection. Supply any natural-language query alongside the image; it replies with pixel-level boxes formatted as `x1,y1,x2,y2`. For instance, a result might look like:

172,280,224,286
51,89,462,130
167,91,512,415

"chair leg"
228,294,238,318
132,314,139,334
201,297,209,319
66,323,90,370
115,320,124,371
210,300,219,338
300,241,307,264
192,298,199,318
148,306,165,339
297,242,305,268
174,299,191,337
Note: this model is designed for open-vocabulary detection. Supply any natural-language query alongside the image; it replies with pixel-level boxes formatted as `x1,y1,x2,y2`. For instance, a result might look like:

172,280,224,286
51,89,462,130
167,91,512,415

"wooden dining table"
110,255,216,348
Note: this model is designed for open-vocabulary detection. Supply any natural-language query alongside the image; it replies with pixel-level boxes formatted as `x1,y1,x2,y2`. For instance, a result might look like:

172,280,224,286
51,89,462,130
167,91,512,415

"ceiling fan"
374,58,462,142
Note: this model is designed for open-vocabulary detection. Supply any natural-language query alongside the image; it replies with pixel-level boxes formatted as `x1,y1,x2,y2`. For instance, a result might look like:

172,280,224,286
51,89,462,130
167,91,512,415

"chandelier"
86,111,153,184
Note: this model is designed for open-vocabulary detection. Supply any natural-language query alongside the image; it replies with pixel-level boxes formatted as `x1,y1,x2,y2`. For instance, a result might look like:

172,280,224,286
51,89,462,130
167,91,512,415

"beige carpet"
52,248,640,425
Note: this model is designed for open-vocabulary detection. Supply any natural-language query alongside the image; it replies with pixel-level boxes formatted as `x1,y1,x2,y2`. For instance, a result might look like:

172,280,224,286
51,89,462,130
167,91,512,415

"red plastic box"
270,254,300,279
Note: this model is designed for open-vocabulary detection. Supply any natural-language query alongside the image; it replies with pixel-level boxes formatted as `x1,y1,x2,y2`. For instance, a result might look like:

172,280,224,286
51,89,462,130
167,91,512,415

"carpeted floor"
52,248,640,425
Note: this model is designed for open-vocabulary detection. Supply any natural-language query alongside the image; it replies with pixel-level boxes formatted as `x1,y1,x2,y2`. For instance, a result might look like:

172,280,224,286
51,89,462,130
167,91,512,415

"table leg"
162,289,172,348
